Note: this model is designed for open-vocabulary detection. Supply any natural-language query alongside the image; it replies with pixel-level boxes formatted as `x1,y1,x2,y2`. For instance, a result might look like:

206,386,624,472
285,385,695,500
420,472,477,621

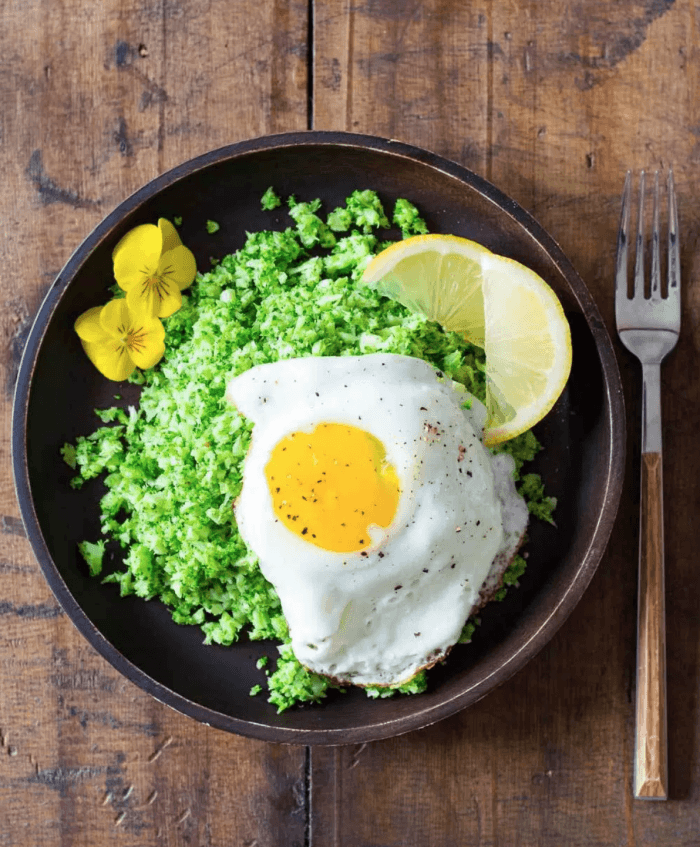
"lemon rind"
362,234,573,446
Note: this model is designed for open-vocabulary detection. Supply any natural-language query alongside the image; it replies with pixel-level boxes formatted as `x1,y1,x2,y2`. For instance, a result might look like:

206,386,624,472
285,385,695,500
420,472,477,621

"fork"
615,169,680,800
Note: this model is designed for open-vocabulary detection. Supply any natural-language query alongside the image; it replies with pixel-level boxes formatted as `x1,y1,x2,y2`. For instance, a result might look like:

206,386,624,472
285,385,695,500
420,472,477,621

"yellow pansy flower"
112,218,196,318
75,298,166,381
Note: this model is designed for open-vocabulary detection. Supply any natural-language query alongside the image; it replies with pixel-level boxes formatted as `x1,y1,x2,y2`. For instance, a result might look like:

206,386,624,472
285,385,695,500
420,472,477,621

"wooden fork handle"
634,451,668,799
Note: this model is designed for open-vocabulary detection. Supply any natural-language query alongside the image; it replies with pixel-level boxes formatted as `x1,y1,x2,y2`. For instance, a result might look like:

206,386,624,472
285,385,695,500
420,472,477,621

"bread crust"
313,525,528,689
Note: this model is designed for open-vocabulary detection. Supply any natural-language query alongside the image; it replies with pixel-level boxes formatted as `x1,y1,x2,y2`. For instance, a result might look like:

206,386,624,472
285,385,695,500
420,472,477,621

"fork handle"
634,368,668,799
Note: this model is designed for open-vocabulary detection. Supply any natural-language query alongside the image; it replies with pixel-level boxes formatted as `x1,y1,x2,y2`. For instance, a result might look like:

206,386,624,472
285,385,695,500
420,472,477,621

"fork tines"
615,167,680,801
616,168,680,308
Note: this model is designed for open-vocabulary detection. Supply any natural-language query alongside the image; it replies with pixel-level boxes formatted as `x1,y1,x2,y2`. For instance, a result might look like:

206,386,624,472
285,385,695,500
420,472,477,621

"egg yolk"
265,423,400,553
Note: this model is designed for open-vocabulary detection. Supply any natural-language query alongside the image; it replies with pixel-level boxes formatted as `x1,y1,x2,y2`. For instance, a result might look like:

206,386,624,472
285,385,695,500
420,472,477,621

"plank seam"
307,0,314,129
304,745,311,847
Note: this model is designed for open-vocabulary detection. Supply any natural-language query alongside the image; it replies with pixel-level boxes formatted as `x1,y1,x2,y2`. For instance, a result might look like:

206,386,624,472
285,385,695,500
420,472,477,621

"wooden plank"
313,0,492,167
311,1,700,845
0,1,308,845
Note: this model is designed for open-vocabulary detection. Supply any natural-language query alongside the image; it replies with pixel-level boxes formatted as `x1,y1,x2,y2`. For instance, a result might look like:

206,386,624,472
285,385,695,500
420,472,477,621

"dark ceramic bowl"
12,132,624,745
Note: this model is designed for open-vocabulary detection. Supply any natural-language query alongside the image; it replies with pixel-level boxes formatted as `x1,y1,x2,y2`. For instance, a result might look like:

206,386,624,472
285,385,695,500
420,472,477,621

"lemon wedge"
361,234,572,446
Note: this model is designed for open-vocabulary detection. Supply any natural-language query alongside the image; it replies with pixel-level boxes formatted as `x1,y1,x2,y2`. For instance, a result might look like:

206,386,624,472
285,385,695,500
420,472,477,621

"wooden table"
2,1,699,844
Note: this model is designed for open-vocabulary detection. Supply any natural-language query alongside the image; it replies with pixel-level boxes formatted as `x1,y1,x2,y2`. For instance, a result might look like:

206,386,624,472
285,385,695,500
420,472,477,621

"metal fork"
615,169,680,800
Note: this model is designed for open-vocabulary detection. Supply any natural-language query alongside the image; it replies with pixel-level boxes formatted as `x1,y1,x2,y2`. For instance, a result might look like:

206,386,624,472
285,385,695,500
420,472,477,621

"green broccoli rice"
63,188,556,712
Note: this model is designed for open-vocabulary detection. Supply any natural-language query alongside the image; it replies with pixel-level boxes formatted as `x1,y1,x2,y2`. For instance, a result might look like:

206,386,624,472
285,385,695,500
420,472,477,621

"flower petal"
126,281,160,318
81,338,135,382
75,306,107,342
158,245,197,291
99,298,132,337
154,283,183,319
158,218,182,253
127,315,166,370
113,224,162,292
125,275,183,318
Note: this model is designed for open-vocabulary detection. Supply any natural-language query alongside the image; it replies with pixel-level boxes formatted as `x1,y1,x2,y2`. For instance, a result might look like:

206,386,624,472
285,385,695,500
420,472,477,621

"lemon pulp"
361,234,572,445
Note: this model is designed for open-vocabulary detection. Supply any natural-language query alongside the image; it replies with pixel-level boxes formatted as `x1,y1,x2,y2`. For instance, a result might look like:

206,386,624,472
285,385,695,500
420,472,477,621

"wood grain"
0,2,308,845
4,0,700,844
635,451,667,799
311,0,700,844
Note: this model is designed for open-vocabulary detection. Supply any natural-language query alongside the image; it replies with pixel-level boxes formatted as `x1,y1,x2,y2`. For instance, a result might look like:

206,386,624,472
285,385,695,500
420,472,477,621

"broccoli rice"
63,188,556,712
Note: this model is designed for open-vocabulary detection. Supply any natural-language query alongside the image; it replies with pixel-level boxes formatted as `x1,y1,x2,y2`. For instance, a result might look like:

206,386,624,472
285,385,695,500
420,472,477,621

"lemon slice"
361,234,572,445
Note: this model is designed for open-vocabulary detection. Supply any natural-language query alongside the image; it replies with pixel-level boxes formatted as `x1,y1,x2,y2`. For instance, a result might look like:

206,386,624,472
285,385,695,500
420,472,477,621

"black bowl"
12,131,625,744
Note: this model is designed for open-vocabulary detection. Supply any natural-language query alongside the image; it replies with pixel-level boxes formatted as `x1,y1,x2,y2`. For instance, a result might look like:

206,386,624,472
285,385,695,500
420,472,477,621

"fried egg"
225,353,528,687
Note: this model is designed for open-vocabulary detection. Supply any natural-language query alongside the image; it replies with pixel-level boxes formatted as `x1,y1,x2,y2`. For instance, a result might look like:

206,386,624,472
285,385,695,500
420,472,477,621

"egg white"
225,353,528,686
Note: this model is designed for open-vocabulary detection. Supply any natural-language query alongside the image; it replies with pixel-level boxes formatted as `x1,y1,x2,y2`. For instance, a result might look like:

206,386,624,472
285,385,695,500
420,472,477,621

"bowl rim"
11,130,626,744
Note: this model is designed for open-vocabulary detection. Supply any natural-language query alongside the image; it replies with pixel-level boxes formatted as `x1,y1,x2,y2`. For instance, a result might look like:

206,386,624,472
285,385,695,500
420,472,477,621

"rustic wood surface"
2,0,700,844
